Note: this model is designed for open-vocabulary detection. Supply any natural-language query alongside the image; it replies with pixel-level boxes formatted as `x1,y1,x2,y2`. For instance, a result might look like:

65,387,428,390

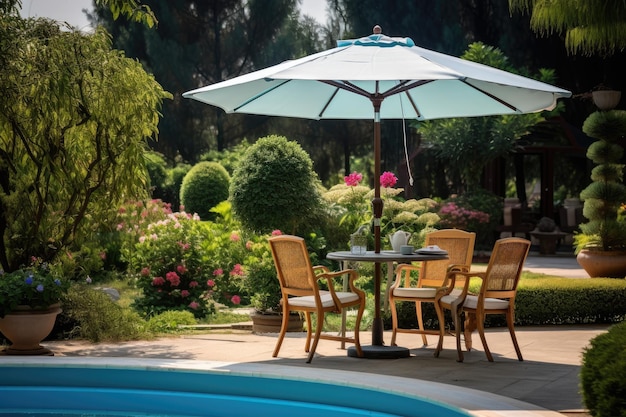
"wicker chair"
439,237,531,362
389,229,476,355
268,235,366,363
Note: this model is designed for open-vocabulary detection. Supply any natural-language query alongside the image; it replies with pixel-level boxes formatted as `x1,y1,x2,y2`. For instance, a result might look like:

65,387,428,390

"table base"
348,345,410,359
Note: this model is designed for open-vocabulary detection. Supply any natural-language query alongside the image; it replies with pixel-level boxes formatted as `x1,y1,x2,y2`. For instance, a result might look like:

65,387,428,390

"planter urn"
576,249,626,278
0,304,61,355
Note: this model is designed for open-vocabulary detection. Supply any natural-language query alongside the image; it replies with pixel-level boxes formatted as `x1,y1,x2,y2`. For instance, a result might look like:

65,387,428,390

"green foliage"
414,42,555,193
125,212,218,318
59,284,148,342
147,310,197,334
576,110,626,252
581,321,626,417
510,0,626,56
145,151,169,199
163,163,192,210
180,162,230,220
0,17,170,272
230,135,323,234
0,258,69,318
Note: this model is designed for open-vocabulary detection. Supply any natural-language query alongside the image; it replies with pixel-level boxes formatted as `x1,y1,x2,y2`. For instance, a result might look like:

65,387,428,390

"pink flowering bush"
437,202,490,230
125,210,217,318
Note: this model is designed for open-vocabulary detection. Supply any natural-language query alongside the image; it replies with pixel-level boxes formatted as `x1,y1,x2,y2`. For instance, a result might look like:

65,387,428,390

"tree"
509,0,626,56
94,0,301,159
0,12,170,272
414,43,557,193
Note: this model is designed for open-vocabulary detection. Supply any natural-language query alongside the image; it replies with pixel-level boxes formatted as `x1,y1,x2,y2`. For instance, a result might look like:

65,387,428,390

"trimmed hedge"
180,161,230,220
385,277,626,329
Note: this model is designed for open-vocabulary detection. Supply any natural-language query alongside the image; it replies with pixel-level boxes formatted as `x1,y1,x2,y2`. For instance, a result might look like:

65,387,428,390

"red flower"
166,271,181,286
189,280,199,288
344,171,363,186
189,301,199,310
141,267,151,277
271,229,282,236
231,295,241,305
152,276,165,286
230,264,244,276
177,264,187,274
380,171,398,188
207,279,215,287
181,290,190,297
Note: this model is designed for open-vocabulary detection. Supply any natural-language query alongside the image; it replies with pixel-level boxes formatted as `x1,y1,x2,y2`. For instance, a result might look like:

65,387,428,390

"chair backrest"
268,235,318,297
419,229,476,287
481,237,531,299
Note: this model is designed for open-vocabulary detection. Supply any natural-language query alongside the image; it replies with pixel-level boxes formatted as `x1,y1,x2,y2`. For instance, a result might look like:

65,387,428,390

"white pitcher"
388,231,411,252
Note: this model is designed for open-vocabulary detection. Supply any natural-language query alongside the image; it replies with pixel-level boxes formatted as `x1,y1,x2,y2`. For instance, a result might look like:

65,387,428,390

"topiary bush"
580,321,626,417
180,161,230,220
230,135,323,234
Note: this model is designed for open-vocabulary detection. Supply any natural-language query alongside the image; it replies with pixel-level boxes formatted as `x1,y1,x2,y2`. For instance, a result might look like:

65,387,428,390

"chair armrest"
317,269,365,305
313,265,330,275
447,263,470,273
389,263,422,291
442,270,485,297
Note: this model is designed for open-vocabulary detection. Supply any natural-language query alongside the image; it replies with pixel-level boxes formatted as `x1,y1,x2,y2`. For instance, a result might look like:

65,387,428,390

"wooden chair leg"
507,311,523,361
353,305,365,358
475,314,493,362
307,312,325,363
464,312,477,352
434,301,445,358
304,312,312,352
389,299,399,346
416,301,428,346
451,304,464,362
272,308,291,358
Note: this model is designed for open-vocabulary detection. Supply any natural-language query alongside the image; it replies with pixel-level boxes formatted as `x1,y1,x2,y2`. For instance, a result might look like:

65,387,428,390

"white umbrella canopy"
184,31,570,121
184,27,572,356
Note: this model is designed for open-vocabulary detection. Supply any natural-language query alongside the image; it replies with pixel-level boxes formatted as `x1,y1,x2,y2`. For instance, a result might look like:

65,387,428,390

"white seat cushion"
289,292,359,308
463,295,509,310
392,287,437,298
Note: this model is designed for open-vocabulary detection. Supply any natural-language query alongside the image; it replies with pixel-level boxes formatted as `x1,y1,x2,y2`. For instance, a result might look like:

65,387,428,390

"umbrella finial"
373,25,382,34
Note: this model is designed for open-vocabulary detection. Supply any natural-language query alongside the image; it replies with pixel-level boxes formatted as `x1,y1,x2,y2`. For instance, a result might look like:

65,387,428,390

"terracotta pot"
0,304,62,355
250,312,303,334
576,249,626,278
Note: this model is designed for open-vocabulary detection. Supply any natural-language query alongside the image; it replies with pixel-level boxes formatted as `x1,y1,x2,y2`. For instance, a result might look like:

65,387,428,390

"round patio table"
327,250,448,359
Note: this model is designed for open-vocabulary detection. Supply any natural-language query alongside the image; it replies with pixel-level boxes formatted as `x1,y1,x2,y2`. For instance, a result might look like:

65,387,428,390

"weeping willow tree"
509,0,626,56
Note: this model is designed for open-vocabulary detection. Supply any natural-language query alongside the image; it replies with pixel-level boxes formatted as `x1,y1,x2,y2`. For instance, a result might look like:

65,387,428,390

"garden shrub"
145,151,169,201
180,161,230,220
125,211,220,319
230,135,323,234
581,321,626,417
163,163,191,211
147,310,198,334
57,284,148,342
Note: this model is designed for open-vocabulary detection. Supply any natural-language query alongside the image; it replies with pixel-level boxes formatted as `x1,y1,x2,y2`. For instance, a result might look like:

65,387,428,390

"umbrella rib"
322,80,371,100
233,79,292,112
461,80,519,112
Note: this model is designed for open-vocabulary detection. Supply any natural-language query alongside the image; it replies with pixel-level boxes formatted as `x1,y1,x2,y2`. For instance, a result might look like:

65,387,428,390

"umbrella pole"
372,104,384,346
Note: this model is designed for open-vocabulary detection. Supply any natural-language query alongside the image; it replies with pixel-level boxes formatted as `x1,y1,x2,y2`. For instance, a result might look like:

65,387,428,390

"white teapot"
388,231,411,252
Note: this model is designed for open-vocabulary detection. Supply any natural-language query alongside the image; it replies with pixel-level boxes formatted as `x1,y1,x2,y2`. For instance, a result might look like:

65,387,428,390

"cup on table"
400,245,414,255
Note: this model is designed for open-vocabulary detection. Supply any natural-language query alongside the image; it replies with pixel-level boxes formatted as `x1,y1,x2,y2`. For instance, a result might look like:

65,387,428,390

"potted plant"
574,110,626,277
0,258,69,355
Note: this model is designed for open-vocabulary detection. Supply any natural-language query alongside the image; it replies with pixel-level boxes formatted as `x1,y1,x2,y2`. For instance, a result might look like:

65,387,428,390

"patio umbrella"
183,26,572,355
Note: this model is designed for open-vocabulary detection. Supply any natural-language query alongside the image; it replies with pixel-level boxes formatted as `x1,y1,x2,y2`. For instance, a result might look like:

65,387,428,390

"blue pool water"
0,359,469,417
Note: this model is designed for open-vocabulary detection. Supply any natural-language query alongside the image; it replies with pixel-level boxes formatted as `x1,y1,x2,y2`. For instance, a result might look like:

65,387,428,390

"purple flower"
36,284,44,293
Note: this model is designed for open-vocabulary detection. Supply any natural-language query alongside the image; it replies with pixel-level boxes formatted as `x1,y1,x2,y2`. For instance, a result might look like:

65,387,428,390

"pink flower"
152,276,165,286
188,301,199,310
139,235,146,243
380,171,398,188
231,295,241,305
181,290,190,298
177,264,187,274
344,171,363,187
213,268,223,276
207,279,215,287
166,271,180,286
246,240,253,250
189,280,199,288
141,267,151,276
118,207,126,214
230,232,240,242
99,251,106,260
271,229,282,236
177,241,190,250
230,264,244,276
116,223,124,231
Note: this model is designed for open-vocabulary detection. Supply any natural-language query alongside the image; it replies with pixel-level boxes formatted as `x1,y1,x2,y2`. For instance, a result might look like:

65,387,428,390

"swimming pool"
0,357,562,417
